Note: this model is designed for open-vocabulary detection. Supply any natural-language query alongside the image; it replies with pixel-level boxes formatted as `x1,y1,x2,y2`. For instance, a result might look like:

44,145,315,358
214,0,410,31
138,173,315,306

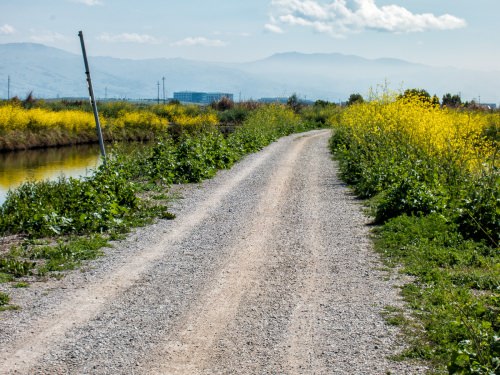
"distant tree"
399,88,431,102
431,95,440,106
442,93,462,108
169,99,180,105
287,93,303,113
347,93,364,106
314,99,333,108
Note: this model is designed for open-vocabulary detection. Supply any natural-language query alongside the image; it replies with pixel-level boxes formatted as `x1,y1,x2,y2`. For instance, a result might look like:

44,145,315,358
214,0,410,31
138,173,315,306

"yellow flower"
333,95,497,175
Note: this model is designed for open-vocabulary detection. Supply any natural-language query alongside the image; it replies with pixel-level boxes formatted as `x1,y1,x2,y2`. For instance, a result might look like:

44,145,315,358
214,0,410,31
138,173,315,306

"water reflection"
0,145,102,205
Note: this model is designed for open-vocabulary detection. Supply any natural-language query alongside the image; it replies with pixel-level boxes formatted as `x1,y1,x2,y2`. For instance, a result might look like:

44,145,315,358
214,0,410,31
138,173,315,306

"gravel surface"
0,129,427,374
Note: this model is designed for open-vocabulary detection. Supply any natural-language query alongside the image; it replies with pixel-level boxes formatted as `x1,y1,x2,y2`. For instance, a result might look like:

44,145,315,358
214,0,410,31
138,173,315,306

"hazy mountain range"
0,43,498,104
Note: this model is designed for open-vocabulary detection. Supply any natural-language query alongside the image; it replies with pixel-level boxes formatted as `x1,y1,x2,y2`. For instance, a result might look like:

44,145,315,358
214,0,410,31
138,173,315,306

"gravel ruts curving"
0,129,427,374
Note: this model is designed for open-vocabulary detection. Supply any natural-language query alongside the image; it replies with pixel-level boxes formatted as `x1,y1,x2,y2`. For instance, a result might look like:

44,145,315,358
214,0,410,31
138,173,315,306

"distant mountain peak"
0,42,498,104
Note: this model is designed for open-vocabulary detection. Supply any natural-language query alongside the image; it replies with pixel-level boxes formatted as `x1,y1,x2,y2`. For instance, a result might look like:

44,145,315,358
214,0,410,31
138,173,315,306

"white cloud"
71,0,102,5
30,31,70,43
264,23,284,34
0,24,15,35
98,33,160,44
171,37,227,47
270,0,467,36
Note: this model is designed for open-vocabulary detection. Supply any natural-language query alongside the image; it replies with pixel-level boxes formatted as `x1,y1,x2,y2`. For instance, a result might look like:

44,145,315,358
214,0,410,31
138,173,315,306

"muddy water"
0,145,102,205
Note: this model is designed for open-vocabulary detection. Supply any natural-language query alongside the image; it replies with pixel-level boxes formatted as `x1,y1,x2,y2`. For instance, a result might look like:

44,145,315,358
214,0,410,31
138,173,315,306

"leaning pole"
78,30,107,165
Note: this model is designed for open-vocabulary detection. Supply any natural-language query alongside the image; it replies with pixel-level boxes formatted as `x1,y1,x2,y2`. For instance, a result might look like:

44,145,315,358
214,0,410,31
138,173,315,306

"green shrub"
144,137,177,184
375,176,443,223
174,132,225,182
0,166,137,237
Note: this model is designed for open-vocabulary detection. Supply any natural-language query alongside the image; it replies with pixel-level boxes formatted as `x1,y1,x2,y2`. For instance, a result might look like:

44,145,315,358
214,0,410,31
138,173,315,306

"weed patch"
0,291,9,305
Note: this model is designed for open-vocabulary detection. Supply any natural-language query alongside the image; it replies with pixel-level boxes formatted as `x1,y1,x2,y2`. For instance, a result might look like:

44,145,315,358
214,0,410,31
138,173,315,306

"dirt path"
0,130,426,374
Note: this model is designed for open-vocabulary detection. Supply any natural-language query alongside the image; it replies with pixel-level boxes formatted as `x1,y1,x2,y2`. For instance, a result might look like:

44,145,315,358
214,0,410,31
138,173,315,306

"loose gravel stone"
0,130,428,374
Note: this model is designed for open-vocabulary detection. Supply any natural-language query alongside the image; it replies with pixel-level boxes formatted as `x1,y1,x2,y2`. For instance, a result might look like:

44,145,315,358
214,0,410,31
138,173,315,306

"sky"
1,0,499,71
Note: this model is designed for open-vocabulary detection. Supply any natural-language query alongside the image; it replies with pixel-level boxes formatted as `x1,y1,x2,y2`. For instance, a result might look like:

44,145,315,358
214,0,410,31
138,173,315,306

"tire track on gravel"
144,131,314,374
190,131,334,374
284,135,328,374
0,136,276,374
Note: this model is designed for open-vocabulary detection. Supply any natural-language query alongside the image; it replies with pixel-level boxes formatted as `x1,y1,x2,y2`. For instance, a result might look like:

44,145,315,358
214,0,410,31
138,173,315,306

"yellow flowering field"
0,104,96,132
0,102,219,150
338,95,497,176
330,93,498,242
151,103,218,128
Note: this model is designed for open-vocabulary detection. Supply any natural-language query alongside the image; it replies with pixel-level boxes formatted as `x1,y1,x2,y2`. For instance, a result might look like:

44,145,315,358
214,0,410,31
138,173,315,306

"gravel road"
0,129,427,374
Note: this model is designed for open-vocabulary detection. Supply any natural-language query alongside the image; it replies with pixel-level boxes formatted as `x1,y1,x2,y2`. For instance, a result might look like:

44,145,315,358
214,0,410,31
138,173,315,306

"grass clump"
0,291,9,305
13,282,29,288
0,235,109,279
0,168,138,238
0,291,18,311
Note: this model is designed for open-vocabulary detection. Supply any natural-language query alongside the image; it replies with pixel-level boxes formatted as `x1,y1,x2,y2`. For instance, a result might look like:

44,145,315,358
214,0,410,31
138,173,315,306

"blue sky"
1,0,499,71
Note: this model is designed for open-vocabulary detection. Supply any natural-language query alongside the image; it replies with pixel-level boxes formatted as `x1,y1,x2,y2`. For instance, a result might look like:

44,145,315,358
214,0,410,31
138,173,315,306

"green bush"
0,166,137,237
218,107,249,124
174,132,227,183
144,137,177,184
375,176,443,223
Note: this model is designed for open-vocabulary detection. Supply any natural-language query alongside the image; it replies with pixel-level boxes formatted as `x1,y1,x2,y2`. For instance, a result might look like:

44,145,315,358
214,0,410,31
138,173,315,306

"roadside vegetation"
329,91,499,374
0,99,335,309
0,96,220,150
4,90,497,374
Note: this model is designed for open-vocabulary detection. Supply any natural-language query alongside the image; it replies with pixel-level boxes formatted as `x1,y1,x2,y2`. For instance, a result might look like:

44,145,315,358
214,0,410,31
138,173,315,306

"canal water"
0,145,102,205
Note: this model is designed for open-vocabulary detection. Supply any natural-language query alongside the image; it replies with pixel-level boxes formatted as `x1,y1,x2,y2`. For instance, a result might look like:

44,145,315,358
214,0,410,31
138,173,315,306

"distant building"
173,91,233,104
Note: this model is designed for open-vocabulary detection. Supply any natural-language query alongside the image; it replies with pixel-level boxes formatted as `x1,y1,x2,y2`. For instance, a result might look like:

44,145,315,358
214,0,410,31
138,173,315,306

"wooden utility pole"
78,31,107,164
7,75,10,100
